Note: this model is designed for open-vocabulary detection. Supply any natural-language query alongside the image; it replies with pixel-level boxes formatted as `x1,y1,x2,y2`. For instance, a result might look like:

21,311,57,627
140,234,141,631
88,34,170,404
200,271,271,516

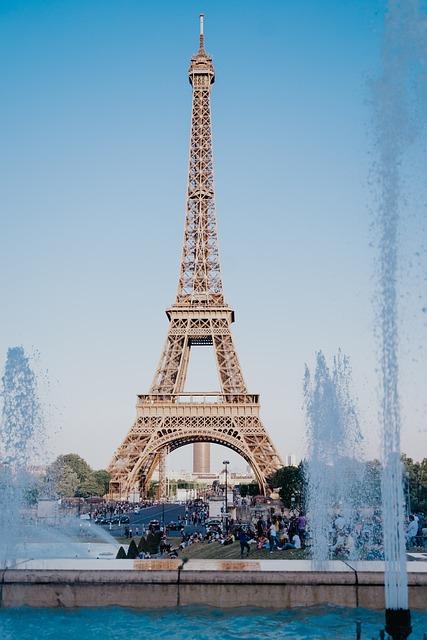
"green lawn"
116,536,424,561
116,536,307,560
179,540,307,561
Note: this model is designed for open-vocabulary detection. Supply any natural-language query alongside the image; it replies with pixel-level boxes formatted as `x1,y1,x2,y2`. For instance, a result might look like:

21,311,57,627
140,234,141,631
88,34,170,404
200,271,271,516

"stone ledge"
1,560,426,609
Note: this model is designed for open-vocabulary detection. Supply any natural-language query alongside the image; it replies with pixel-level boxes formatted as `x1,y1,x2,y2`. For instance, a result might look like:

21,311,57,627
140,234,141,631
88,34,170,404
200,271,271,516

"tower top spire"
199,13,205,51
189,13,214,85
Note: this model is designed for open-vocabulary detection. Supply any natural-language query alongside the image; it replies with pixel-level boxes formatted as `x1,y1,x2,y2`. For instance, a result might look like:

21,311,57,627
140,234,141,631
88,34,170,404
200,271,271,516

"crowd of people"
170,507,426,560
83,495,425,560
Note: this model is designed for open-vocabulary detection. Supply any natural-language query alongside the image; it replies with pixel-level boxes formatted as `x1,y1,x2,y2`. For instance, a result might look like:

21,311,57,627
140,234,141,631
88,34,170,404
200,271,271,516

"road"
100,503,186,538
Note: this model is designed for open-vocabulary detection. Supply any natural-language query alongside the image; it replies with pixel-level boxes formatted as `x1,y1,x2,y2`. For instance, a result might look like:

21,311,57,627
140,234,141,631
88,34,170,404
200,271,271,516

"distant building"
193,443,211,474
285,454,298,467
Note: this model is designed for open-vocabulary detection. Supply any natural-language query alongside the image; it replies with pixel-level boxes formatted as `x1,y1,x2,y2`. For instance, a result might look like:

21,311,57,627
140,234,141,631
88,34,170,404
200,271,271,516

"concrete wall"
1,559,426,609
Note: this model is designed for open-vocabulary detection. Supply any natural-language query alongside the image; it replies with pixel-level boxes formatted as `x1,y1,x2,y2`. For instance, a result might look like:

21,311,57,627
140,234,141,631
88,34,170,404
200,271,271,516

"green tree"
148,481,159,498
270,463,305,508
45,454,110,498
138,536,149,554
46,458,80,497
402,455,427,513
239,482,260,497
92,469,111,495
60,454,92,485
360,459,382,507
127,539,139,559
76,475,102,498
116,546,127,559
146,530,162,554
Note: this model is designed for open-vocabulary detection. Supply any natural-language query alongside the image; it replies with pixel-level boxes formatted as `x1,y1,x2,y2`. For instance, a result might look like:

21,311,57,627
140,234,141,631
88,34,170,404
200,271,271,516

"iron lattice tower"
109,16,282,499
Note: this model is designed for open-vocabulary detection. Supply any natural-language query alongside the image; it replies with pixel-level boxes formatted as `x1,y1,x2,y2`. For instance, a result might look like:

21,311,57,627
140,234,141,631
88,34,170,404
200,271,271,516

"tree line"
269,456,427,513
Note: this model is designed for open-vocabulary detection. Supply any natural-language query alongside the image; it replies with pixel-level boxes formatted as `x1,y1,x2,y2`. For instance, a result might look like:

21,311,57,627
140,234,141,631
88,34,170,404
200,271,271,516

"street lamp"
405,471,411,518
223,460,230,533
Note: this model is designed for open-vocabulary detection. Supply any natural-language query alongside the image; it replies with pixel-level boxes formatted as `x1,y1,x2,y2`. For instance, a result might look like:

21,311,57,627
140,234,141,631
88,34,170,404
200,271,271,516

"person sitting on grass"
222,532,235,547
283,533,301,550
256,534,268,550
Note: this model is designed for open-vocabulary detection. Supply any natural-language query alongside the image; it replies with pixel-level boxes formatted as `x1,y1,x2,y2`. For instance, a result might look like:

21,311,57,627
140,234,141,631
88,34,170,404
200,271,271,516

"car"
205,518,222,527
111,515,130,525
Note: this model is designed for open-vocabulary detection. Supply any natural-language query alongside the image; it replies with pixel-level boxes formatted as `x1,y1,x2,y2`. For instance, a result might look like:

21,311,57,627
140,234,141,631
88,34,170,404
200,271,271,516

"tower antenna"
199,13,205,51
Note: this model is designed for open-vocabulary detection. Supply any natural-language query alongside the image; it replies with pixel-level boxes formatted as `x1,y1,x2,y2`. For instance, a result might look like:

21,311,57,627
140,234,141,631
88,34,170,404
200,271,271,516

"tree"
239,482,259,497
402,455,427,513
146,531,162,554
46,458,79,497
127,539,139,559
92,469,111,495
45,454,110,498
270,463,305,509
76,475,102,498
148,481,159,498
60,454,92,485
360,459,382,507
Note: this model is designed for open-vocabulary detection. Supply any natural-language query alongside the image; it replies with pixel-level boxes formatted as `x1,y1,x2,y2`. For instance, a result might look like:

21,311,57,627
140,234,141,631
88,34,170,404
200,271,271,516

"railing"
137,392,259,405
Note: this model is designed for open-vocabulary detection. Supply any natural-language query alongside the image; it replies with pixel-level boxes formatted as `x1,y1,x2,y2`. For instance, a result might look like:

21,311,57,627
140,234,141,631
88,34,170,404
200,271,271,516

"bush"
138,536,149,553
146,531,162,554
127,539,139,559
116,546,127,559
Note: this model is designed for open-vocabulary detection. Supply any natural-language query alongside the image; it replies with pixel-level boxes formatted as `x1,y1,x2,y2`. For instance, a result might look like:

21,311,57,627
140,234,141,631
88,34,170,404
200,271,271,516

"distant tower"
193,442,210,474
108,15,282,499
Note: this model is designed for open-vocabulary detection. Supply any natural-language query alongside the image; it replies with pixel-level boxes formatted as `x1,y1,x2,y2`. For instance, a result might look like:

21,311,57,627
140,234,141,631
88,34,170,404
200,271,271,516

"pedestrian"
238,528,250,558
406,515,418,548
297,512,307,549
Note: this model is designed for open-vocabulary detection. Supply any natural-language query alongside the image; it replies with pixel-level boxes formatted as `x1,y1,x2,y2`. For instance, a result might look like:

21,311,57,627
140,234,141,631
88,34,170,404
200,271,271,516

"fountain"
0,346,119,566
372,1,427,638
0,346,43,566
305,350,365,567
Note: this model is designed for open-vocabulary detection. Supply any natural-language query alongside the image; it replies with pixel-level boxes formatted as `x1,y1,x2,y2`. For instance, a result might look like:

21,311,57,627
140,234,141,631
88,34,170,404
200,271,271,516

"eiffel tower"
109,15,282,499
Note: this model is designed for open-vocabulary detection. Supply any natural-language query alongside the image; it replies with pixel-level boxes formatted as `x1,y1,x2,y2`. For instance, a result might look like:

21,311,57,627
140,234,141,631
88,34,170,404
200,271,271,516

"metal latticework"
176,17,222,306
108,16,283,499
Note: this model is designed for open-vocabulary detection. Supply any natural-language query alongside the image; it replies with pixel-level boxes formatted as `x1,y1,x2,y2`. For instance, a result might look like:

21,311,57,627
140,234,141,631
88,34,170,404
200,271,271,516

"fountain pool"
0,606,426,640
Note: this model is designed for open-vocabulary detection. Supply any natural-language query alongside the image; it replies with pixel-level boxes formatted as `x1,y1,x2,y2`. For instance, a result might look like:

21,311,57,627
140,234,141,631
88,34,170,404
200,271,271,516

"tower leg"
157,449,167,501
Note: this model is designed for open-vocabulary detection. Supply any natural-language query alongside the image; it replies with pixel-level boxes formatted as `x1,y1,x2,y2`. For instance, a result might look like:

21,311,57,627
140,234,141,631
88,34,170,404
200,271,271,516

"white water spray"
373,0,427,612
0,347,44,566
305,351,363,567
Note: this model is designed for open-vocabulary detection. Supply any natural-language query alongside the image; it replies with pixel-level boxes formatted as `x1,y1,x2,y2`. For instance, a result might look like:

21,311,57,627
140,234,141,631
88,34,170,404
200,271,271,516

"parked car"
111,515,130,525
205,518,222,528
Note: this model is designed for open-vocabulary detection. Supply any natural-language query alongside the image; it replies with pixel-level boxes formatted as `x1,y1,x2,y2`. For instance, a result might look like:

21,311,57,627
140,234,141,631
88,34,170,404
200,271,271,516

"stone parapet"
1,559,426,609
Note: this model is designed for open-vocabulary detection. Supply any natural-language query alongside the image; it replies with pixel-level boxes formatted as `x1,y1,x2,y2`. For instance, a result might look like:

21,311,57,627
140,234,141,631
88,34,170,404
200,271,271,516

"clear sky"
1,0,426,473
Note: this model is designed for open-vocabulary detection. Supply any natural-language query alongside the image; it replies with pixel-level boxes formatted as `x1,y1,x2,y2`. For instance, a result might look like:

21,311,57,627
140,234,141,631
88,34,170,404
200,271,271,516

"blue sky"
1,0,426,472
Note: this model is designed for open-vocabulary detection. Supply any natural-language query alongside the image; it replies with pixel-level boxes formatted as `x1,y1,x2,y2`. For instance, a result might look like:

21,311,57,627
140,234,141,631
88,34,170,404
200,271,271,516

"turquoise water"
1,606,427,640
